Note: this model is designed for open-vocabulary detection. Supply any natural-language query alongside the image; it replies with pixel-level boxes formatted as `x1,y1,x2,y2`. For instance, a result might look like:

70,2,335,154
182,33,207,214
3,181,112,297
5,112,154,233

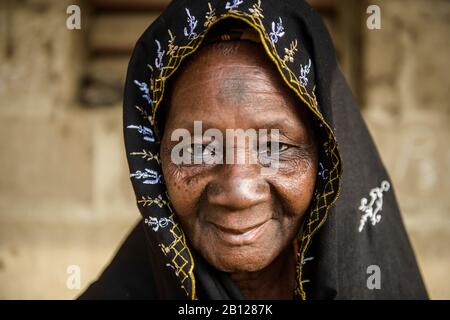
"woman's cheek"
267,164,317,217
163,163,208,217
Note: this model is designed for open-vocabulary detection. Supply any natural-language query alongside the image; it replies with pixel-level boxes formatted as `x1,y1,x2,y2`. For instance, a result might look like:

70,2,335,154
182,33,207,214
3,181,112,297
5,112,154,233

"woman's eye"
185,144,194,155
186,144,202,154
279,144,290,153
186,144,216,161
260,142,290,155
187,144,214,154
203,146,216,156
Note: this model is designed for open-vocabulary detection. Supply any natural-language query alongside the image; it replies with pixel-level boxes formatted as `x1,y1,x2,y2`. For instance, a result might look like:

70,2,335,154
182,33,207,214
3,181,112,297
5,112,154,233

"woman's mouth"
209,220,270,246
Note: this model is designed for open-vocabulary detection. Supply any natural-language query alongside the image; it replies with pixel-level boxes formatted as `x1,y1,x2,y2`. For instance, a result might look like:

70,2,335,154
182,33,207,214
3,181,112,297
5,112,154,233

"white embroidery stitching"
154,39,165,71
302,256,314,265
269,17,285,44
130,169,164,184
225,0,244,11
145,216,173,232
126,125,155,142
298,59,312,86
318,162,329,180
166,263,180,277
133,80,151,105
358,180,391,232
183,8,198,40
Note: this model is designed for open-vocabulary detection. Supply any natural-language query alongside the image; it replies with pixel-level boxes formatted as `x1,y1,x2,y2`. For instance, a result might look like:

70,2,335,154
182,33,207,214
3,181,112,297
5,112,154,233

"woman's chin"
203,245,274,273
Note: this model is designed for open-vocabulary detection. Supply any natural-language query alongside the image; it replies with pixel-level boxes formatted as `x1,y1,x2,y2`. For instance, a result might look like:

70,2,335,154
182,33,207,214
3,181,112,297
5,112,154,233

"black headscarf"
80,0,428,300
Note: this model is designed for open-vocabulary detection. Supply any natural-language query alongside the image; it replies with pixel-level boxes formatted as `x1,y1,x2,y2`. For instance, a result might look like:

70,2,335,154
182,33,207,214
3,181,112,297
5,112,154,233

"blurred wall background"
0,0,448,299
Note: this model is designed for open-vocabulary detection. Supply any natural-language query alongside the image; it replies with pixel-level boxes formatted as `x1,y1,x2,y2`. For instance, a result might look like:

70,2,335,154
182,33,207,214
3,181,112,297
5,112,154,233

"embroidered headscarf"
80,0,427,300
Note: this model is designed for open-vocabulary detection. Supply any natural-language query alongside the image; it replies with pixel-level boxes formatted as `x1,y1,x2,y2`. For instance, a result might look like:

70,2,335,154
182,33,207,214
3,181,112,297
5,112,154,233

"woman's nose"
206,164,270,211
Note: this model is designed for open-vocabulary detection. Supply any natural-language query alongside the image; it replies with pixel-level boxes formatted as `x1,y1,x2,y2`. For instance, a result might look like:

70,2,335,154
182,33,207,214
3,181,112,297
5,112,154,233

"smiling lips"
209,220,270,245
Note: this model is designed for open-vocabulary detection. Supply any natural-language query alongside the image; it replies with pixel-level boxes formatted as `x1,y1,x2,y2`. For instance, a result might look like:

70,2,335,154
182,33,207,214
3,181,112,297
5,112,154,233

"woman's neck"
229,244,296,299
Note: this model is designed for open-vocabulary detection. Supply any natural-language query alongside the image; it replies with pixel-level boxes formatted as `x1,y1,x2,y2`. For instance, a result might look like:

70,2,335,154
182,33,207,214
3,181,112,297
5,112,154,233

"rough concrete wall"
0,0,138,299
362,0,450,299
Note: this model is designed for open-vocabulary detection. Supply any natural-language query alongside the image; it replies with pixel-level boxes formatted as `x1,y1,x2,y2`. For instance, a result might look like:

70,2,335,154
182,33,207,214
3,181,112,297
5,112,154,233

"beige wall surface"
0,0,449,299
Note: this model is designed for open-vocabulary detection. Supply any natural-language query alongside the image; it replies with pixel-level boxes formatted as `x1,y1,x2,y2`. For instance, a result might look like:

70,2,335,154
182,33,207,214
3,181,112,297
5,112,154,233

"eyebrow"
255,118,292,130
169,99,305,134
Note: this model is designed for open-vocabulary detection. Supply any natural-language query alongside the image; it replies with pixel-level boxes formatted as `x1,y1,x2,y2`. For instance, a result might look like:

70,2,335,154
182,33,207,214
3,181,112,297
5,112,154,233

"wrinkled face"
160,41,318,273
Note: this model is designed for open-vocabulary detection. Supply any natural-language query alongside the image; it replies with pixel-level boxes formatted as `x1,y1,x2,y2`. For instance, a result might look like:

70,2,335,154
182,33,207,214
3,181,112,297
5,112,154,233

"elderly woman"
80,0,427,300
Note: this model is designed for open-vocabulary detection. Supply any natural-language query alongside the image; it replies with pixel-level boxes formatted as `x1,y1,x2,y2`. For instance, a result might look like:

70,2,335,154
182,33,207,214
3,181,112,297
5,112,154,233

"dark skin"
160,41,318,299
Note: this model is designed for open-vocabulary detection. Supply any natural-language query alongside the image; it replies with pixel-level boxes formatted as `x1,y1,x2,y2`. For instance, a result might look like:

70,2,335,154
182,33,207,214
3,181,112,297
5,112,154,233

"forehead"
171,41,281,99
165,41,309,131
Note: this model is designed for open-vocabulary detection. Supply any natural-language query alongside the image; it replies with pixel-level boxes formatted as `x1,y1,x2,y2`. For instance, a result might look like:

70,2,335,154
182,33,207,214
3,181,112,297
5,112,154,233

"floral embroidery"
134,105,154,126
130,149,161,164
145,216,173,232
318,162,329,180
301,279,310,284
298,59,312,86
167,29,179,57
204,2,217,28
138,194,171,208
126,125,155,142
225,0,244,11
135,105,149,118
130,169,164,184
183,8,198,40
154,40,165,71
133,80,151,105
302,256,314,265
322,141,330,157
283,39,298,63
299,256,314,284
166,263,180,277
249,0,264,18
159,243,170,255
358,181,391,232
146,64,156,95
269,17,285,44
